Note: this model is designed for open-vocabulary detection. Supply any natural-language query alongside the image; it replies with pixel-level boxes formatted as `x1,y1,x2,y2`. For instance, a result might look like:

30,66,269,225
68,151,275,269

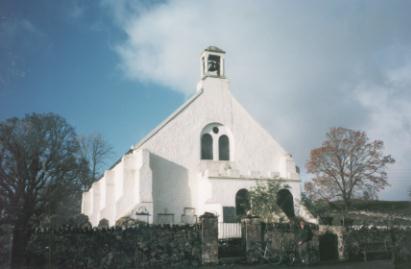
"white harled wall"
82,149,154,226
82,75,304,226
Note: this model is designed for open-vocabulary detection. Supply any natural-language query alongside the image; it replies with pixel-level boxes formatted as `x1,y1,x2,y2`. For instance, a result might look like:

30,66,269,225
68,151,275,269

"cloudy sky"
1,0,411,200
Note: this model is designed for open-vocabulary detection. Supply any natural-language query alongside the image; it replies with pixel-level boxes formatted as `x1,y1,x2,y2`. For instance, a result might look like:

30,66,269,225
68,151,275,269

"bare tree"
305,127,394,211
79,133,113,187
0,113,88,268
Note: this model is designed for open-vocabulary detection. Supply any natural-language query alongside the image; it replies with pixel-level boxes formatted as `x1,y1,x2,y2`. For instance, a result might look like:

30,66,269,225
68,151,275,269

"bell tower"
200,46,226,79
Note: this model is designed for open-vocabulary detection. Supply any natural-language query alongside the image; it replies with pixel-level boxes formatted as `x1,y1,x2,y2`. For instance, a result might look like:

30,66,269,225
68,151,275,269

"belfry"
82,46,315,227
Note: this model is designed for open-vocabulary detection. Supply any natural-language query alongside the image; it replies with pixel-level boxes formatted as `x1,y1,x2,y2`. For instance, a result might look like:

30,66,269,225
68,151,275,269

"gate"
218,223,242,239
218,223,244,258
319,232,339,261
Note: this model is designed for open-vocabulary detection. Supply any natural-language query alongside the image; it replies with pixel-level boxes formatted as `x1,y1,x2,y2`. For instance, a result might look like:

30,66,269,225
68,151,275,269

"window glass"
201,133,213,160
219,135,230,160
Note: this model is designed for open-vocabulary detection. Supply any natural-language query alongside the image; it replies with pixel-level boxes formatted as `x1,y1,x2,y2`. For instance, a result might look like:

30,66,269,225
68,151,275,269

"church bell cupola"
201,46,226,79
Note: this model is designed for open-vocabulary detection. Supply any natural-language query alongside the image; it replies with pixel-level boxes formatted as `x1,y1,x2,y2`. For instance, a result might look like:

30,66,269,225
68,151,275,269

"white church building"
82,46,313,226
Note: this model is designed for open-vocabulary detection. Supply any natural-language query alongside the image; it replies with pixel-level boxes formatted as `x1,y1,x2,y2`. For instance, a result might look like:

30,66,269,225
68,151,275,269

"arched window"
235,189,250,217
201,134,213,160
276,189,295,219
218,135,230,160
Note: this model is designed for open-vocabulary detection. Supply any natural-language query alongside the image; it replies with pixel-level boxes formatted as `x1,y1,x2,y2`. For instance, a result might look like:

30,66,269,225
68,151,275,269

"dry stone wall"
27,225,202,269
242,217,320,264
345,226,411,264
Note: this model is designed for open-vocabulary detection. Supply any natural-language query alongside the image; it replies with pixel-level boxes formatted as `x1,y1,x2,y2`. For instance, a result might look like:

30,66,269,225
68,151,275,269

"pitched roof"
132,89,204,151
204,46,226,53
105,89,204,172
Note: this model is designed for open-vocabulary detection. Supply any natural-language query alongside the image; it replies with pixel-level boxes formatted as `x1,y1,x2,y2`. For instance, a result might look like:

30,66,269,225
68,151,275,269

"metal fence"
218,222,242,239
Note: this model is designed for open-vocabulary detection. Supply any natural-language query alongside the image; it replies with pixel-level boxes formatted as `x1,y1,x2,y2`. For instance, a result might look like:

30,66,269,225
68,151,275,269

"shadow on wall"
150,153,192,224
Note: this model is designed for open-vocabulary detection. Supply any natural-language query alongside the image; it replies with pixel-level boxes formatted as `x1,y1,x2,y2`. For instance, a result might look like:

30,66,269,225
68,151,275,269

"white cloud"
354,63,411,199
106,0,411,200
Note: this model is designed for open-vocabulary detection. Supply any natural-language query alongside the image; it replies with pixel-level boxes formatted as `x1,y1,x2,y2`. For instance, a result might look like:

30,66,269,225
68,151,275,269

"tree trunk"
11,222,31,269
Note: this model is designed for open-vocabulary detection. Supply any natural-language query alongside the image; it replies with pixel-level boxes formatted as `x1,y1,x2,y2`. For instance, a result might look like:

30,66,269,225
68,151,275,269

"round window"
212,127,219,134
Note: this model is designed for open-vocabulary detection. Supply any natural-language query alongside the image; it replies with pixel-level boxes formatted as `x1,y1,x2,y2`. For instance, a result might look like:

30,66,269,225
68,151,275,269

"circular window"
212,127,219,134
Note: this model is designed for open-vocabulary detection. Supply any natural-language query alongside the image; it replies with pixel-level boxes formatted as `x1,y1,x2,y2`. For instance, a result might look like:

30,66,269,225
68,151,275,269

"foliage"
66,214,92,228
334,199,410,213
305,127,394,210
0,113,88,267
79,133,113,189
249,180,287,223
307,197,411,227
301,193,328,218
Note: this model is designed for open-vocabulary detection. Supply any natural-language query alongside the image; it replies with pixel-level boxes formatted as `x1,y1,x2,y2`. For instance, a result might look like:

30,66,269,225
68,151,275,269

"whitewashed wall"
82,75,303,226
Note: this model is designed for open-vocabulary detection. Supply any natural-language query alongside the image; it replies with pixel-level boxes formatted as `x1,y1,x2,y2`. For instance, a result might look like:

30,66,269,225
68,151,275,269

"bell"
208,59,219,72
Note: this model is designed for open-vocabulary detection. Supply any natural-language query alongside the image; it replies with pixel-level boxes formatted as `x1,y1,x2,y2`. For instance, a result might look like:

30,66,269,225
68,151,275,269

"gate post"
242,216,263,263
200,213,218,265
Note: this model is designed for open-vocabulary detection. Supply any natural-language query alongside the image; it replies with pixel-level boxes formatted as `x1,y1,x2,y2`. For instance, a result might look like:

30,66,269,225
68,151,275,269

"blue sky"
1,0,411,200
0,0,183,161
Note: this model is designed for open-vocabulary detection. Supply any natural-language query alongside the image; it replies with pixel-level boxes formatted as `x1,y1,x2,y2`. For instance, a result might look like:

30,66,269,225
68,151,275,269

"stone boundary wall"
317,225,411,265
26,215,219,269
242,217,320,264
344,226,411,264
241,220,411,265
266,223,319,257
27,225,201,268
